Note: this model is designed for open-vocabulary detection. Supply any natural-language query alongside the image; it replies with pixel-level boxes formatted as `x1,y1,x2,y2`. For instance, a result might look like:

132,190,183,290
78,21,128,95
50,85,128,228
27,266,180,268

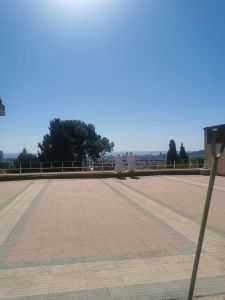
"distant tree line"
15,120,191,168
14,147,39,169
16,148,39,163
167,139,189,165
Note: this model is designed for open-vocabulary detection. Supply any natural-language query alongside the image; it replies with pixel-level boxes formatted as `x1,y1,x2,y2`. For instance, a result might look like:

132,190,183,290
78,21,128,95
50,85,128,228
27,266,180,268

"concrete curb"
0,168,210,181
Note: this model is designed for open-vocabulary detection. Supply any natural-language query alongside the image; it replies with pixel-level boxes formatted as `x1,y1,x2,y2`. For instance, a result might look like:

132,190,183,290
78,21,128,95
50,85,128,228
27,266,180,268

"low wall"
0,168,209,181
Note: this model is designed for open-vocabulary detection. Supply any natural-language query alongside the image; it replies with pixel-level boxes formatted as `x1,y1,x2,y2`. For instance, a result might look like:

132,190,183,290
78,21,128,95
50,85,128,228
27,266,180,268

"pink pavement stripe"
0,180,32,204
170,175,225,186
123,176,225,234
7,179,185,263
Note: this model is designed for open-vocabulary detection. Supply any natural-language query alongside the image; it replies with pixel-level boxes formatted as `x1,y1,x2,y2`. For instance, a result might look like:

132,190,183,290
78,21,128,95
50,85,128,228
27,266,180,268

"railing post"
62,162,63,172
173,160,175,169
20,163,21,174
40,162,42,173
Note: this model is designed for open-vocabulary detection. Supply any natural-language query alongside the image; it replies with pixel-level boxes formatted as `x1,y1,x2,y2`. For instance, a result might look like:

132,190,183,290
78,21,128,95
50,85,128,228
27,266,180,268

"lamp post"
0,98,5,164
188,128,225,299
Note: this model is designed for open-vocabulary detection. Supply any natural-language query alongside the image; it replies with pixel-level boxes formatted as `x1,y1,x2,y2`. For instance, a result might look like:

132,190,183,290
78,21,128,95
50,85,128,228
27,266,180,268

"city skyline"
1,0,225,153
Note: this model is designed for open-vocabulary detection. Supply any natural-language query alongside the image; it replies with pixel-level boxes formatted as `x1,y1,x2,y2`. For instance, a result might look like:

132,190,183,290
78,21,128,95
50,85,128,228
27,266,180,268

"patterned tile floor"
0,176,225,299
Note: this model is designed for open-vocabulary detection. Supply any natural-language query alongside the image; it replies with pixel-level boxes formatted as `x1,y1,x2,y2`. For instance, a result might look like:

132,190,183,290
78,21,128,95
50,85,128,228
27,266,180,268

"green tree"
38,119,114,162
179,142,189,164
17,148,39,163
38,119,73,161
167,139,178,164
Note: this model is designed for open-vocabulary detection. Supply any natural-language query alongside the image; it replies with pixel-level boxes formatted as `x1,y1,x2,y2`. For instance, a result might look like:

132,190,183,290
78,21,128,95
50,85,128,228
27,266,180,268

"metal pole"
187,157,218,300
188,128,225,299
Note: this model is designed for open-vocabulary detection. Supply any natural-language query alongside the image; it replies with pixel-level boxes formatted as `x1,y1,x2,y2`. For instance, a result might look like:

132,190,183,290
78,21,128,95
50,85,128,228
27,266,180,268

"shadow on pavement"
129,176,140,180
117,176,127,180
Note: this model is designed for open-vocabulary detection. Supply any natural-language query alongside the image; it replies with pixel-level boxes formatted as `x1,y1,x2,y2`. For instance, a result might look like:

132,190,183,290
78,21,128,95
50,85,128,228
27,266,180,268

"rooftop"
204,124,225,130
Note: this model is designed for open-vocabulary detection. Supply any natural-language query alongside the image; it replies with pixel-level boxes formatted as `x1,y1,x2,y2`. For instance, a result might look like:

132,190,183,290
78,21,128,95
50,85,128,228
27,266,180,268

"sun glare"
46,0,116,25
60,0,105,7
55,0,110,14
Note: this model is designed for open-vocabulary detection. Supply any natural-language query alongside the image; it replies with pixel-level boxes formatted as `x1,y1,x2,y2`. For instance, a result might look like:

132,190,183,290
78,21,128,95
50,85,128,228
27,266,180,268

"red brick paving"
174,175,224,186
0,180,32,204
1,176,225,300
7,179,185,262
123,176,225,233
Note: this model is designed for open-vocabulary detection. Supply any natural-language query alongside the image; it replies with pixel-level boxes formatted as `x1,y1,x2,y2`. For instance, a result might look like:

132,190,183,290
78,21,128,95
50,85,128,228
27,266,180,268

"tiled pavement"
0,176,225,299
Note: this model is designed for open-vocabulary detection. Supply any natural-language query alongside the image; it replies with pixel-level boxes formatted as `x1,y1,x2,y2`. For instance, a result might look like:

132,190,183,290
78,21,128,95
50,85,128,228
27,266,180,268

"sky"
0,0,225,154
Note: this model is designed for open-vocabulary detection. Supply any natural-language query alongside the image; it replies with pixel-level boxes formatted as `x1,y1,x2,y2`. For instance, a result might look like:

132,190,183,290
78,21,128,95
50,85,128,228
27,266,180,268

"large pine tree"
38,119,114,162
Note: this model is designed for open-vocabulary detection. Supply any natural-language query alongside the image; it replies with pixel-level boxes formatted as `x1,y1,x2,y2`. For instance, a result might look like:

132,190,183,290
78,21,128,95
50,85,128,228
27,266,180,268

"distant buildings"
204,124,225,175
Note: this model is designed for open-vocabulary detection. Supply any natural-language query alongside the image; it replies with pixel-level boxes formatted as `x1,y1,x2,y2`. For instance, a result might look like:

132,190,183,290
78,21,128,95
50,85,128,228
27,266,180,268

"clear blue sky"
0,0,225,154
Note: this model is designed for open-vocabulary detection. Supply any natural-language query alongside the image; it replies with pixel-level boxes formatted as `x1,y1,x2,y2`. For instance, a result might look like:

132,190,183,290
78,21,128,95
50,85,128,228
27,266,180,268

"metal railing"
0,159,205,174
0,160,115,174
134,159,204,170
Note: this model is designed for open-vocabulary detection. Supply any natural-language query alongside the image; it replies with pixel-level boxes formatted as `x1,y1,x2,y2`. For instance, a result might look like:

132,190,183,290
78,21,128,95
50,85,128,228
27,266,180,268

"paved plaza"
0,175,225,299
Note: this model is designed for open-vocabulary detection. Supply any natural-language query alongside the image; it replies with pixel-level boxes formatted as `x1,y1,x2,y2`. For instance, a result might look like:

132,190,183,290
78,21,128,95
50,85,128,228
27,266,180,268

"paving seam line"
163,175,225,192
0,181,34,212
0,181,49,263
0,183,39,220
116,178,225,239
104,179,225,253
102,179,196,251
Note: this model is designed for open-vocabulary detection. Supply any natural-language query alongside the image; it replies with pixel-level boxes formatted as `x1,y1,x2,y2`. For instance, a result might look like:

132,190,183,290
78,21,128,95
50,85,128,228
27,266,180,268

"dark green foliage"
38,119,114,162
167,139,178,164
179,142,189,163
16,148,39,163
38,119,74,162
0,98,5,116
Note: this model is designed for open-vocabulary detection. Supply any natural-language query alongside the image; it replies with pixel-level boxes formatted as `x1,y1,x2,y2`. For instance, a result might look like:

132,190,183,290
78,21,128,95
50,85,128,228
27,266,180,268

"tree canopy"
38,119,114,162
16,148,39,163
167,139,178,164
179,142,189,163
